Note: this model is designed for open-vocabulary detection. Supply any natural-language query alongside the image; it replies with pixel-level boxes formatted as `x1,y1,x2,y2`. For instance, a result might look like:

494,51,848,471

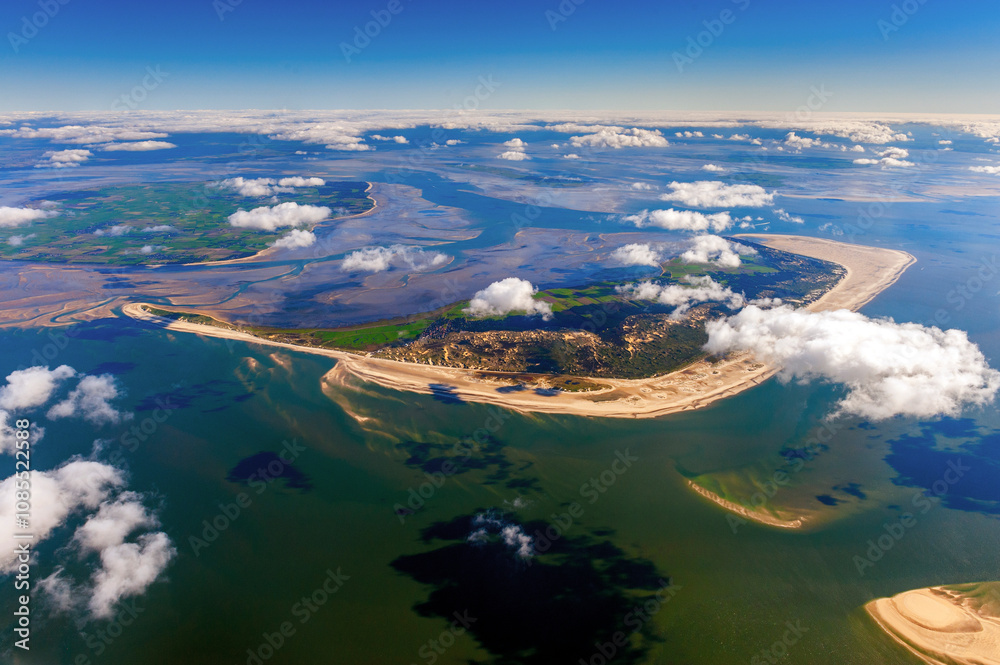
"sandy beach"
123,235,914,420
865,583,1000,665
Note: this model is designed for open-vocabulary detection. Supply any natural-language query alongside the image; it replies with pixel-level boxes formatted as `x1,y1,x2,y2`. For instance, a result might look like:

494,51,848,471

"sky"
1,0,998,113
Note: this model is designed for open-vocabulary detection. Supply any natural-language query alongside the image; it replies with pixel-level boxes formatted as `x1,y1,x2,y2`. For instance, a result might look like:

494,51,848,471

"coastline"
123,234,914,420
864,583,1000,665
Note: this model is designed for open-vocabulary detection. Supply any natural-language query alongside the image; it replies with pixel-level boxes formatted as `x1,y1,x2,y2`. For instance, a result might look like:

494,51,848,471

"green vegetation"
1,181,373,265
139,240,843,382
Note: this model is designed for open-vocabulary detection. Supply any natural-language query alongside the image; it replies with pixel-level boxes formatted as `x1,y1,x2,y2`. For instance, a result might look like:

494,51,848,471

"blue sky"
1,0,997,112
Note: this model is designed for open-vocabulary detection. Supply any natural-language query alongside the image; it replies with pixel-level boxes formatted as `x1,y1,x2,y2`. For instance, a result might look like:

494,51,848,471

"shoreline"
121,234,915,421
864,583,1000,665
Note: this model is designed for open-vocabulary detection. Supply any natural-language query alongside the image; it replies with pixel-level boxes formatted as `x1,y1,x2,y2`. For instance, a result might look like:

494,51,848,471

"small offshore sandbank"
865,582,1000,665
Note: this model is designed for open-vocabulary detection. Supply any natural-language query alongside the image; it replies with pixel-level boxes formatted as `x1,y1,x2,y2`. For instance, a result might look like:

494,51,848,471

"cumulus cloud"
73,492,157,553
0,459,125,573
7,233,36,246
562,153,580,159
497,151,530,161
38,149,92,168
341,244,448,273
0,206,58,229
47,374,128,426
610,243,663,267
99,141,177,151
464,278,553,320
467,512,534,559
0,365,76,410
970,165,1000,175
704,306,1000,420
659,181,774,208
617,275,745,319
271,229,317,249
675,131,704,138
938,140,953,145
370,134,408,144
85,531,176,618
0,410,44,455
141,225,177,233
775,208,804,224
227,202,331,231
445,139,464,146
624,208,733,233
680,235,756,268
216,176,325,197
0,124,167,144
854,146,914,168
503,138,527,149
701,164,726,172
631,182,653,190
569,127,668,149
94,224,132,237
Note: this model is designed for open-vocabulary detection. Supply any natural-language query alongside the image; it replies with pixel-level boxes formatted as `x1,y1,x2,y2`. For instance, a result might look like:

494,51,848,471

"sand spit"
123,235,914,420
865,583,1000,665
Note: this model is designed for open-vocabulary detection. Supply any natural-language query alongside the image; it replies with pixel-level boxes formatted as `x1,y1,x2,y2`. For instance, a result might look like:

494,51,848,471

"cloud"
370,134,408,144
497,151,530,161
271,229,317,249
341,244,448,273
137,245,165,255
701,164,726,172
659,181,774,208
0,410,44,455
99,141,177,151
0,459,125,573
0,124,167,144
680,235,756,268
704,306,1000,420
850,145,866,152
0,365,76,410
6,233,36,246
610,243,663,267
938,140,953,145
464,278,553,320
775,208,804,224
445,139,464,146
616,275,745,319
216,176,325,197
85,531,176,619
503,138,527,148
73,492,157,553
562,153,580,159
970,165,1000,175
47,374,128,426
37,149,92,168
141,225,177,233
227,202,331,231
0,206,58,228
624,208,733,233
569,127,668,149
467,512,534,559
94,224,132,237
854,146,914,168
631,182,653,190
675,131,704,138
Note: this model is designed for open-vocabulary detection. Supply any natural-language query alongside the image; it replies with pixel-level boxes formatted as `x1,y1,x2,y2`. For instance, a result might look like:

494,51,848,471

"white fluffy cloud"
0,365,76,410
38,149,92,168
0,410,43,455
216,176,325,197
47,374,128,426
497,151,530,161
7,233,36,246
85,531,176,618
569,127,668,149
0,206,58,229
969,165,1000,175
464,278,553,320
616,275,745,319
141,225,177,233
94,224,132,237
0,459,125,573
775,209,804,224
610,243,663,267
704,306,1000,420
701,164,726,172
680,235,756,268
624,208,733,233
660,181,774,208
563,153,580,159
341,244,448,273
853,146,914,168
271,229,317,249
100,141,177,151
370,134,408,144
631,182,653,190
227,202,331,231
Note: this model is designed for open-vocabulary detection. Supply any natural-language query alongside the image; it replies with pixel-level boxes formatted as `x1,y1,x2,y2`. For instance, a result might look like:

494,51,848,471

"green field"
1,180,373,265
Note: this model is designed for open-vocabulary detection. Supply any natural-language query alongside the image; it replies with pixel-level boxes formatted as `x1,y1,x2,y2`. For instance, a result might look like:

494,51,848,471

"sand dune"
865,583,1000,665
123,234,915,420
